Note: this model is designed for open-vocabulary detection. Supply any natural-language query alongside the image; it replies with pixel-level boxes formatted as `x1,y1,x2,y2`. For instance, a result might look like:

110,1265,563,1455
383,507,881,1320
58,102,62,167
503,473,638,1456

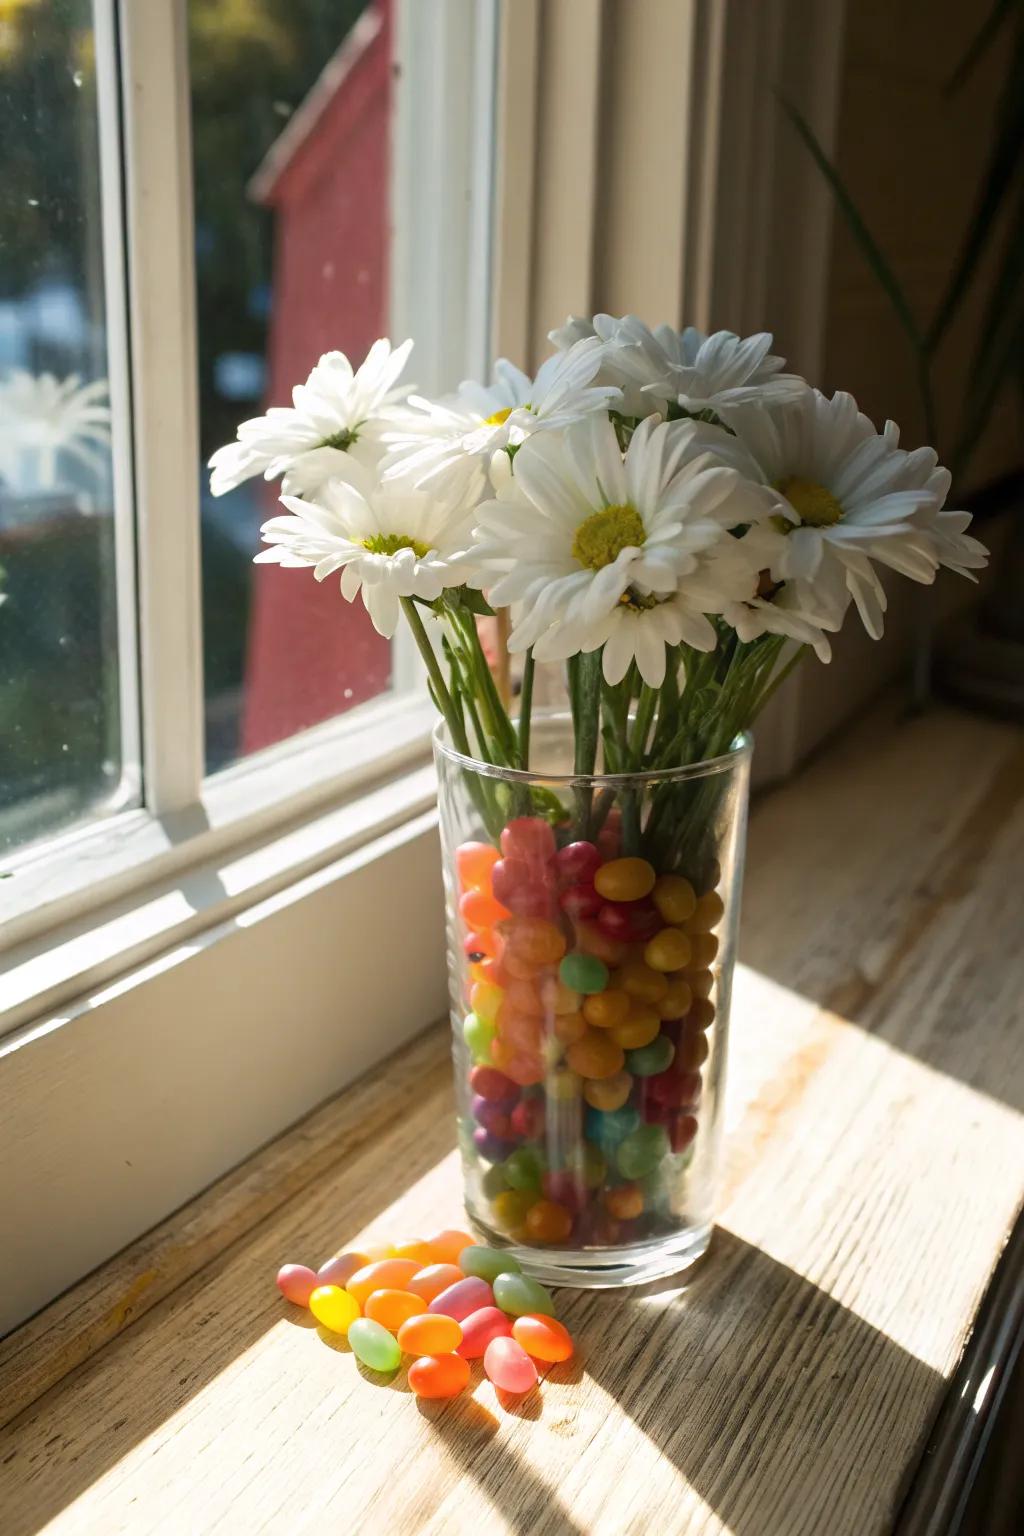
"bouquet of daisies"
210,319,987,847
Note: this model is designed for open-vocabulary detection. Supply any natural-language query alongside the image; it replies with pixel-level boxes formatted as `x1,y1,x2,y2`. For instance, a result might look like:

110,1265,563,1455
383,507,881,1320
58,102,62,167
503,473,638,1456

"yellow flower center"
361,532,429,558
484,406,514,426
572,503,646,570
773,475,844,528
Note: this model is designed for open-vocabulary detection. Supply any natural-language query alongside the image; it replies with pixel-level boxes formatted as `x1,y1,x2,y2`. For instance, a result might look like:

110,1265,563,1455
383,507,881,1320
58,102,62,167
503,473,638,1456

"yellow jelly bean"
686,890,725,932
583,1070,633,1111
689,969,714,1000
689,996,716,1031
616,959,669,1005
389,1238,435,1266
652,873,697,924
309,1284,360,1335
547,1065,582,1100
644,928,692,973
364,1288,428,1332
610,1007,660,1050
582,988,631,1030
594,857,656,902
688,931,719,967
346,1258,421,1307
470,981,504,1025
657,976,693,1020
492,1188,536,1231
566,1028,625,1080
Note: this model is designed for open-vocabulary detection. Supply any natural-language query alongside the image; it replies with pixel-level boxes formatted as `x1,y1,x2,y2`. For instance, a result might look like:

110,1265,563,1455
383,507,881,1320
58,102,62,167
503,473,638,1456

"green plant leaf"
945,0,1019,95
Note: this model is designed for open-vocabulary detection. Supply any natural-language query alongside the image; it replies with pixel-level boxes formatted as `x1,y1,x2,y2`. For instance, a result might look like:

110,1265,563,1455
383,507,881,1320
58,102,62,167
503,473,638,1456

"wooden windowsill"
2,699,1023,1534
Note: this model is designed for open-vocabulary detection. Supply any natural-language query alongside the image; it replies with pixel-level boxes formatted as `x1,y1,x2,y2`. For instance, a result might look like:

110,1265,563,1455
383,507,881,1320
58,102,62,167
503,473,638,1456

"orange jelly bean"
497,1005,543,1053
582,1069,632,1112
604,1184,644,1220
688,931,719,967
538,975,581,1015
407,1263,464,1303
689,969,714,1000
657,976,693,1020
456,841,501,891
389,1238,435,1266
397,1312,463,1355
525,1199,573,1243
503,917,567,967
617,959,669,1005
566,1029,625,1080
345,1258,421,1307
364,1288,427,1331
574,921,627,966
460,889,511,931
553,1009,587,1045
688,996,716,1031
610,1007,660,1050
505,978,545,1016
427,1228,476,1266
582,988,631,1029
407,1353,471,1399
512,1314,574,1363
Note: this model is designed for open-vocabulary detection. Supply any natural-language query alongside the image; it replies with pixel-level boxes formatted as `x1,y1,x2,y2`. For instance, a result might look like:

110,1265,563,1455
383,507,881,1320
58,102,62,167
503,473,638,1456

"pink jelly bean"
276,1263,318,1306
315,1252,368,1289
510,1097,545,1140
555,840,602,886
457,1305,513,1359
427,1275,493,1321
501,817,556,867
484,1335,538,1394
469,1065,518,1104
559,882,602,921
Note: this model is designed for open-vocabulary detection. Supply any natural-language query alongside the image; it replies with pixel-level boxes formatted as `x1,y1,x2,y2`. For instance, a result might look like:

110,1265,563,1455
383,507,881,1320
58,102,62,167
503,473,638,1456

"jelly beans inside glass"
435,714,752,1287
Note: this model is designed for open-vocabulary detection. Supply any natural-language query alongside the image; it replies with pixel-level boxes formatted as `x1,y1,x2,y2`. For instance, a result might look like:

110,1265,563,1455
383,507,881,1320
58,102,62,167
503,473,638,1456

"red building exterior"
242,2,393,755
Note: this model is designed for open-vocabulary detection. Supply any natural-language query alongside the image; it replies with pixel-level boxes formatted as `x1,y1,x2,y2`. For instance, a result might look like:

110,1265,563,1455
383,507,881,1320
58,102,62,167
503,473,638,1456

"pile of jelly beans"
457,816,723,1248
276,1228,573,1401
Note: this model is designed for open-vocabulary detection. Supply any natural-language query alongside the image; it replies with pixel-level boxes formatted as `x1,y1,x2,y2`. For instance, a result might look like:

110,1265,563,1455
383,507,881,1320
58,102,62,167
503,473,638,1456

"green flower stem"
569,650,603,839
517,648,535,770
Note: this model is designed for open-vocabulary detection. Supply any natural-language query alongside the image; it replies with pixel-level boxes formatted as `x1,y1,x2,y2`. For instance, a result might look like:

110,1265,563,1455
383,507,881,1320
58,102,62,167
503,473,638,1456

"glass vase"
433,712,752,1288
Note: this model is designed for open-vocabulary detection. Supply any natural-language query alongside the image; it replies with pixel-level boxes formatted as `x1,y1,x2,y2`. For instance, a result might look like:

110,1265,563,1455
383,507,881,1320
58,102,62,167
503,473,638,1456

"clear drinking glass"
434,712,752,1288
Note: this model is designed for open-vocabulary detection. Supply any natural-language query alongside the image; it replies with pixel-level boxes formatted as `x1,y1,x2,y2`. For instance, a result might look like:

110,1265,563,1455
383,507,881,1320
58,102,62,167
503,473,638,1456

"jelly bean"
501,816,556,867
555,840,602,886
502,916,566,967
464,1011,496,1063
645,1066,702,1109
609,1007,660,1050
473,1096,514,1138
427,1228,476,1265
388,1239,434,1266
501,949,544,981
626,1035,676,1076
315,1252,370,1290
688,932,719,968
474,1126,517,1163
485,1335,539,1394
481,1164,509,1202
559,882,603,921
676,1024,710,1070
512,1314,574,1363
542,1169,586,1215
457,841,501,891
526,1198,573,1243
408,1352,471,1399
604,1184,644,1220
585,1104,641,1145
309,1283,361,1335
458,1304,513,1358
504,977,546,1017
469,1064,518,1103
346,1258,421,1307
510,1097,546,1139
553,1010,587,1046
398,1312,463,1355
460,889,511,931
498,1049,546,1087
573,921,627,966
652,873,697,924
616,1123,670,1179
428,1275,494,1321
493,1271,556,1318
465,927,500,960
616,959,669,1005
582,988,631,1029
475,956,510,988
360,1241,395,1263
689,969,714,1000
669,1112,699,1153
688,996,717,1030
503,1146,546,1191
568,1140,607,1189
492,1188,536,1231
657,976,693,1021
275,1263,318,1306
687,890,725,931
644,928,692,973
539,974,581,1015
566,1028,624,1080
582,1070,632,1112
407,1263,465,1303
594,856,656,902
597,898,659,942
496,1006,543,1053
559,952,609,994
364,1288,428,1331
348,1317,402,1373
460,1245,523,1283
470,981,505,1024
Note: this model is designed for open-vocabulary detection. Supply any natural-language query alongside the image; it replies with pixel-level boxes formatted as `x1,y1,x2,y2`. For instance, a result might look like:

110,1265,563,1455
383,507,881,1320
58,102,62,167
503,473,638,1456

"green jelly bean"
503,1146,546,1191
481,1163,508,1199
616,1124,670,1180
463,1010,495,1063
559,952,609,994
493,1271,556,1318
625,1035,676,1077
348,1317,402,1373
460,1245,523,1283
567,1140,606,1189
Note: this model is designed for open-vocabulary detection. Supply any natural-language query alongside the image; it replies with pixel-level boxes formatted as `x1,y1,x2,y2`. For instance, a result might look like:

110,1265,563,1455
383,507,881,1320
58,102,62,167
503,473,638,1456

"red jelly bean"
645,1067,703,1109
597,898,660,942
276,1263,318,1306
559,882,603,921
501,817,556,867
669,1112,699,1153
408,1353,471,1399
484,1335,538,1394
542,1168,586,1215
469,1065,518,1103
427,1275,493,1320
457,1304,513,1358
554,840,602,886
510,1097,545,1140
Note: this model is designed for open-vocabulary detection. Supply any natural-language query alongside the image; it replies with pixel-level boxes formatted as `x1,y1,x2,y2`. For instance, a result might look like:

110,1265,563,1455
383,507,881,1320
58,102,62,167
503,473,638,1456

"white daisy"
467,413,767,687
381,337,620,488
881,426,989,582
0,370,111,484
254,460,475,638
549,315,806,419
209,338,413,498
718,527,842,662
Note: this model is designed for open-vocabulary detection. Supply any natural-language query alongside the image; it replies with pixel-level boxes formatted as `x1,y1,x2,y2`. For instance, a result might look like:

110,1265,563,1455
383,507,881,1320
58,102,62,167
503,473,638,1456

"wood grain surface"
2,702,1023,1536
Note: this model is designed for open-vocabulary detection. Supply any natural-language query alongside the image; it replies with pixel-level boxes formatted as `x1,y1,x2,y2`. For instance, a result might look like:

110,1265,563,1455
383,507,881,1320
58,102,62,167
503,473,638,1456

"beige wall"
824,0,1022,492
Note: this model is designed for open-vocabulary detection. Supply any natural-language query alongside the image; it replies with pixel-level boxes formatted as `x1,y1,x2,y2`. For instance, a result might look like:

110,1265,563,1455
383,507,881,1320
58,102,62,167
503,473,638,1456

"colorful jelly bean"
689,969,715,1000
510,1097,545,1139
559,952,609,994
617,959,669,1004
585,1104,641,1145
652,873,697,923
407,1263,465,1303
469,1065,518,1103
345,1259,421,1307
687,890,725,931
473,1127,517,1163
408,1353,472,1399
552,1010,587,1045
688,932,719,968
501,816,556,866
559,882,603,921
503,1146,546,1191
525,1199,573,1243
688,997,717,1030
364,1288,427,1331
503,916,567,967
348,1317,402,1374
309,1284,361,1335
609,1007,661,1050
457,1305,513,1358
546,1066,583,1101
603,1184,644,1220
459,1245,523,1282
616,1123,670,1179
315,1252,369,1290
657,976,693,1020
644,928,692,972
669,1113,699,1153
492,1271,556,1317
676,1025,710,1070
456,841,500,891
555,840,602,885
484,1336,539,1394
427,1275,494,1320
460,888,511,931
276,1263,318,1306
389,1241,436,1267
566,1029,625,1080
542,1168,586,1214
512,1315,574,1363
491,1188,536,1231
426,1228,476,1265
626,1035,676,1076
582,1070,632,1112
397,1312,463,1355
594,856,656,902
582,988,631,1029
573,921,627,966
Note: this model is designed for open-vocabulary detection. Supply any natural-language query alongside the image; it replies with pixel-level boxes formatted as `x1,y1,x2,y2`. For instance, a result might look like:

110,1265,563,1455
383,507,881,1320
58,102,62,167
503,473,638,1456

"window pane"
0,1,134,856
190,0,396,773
